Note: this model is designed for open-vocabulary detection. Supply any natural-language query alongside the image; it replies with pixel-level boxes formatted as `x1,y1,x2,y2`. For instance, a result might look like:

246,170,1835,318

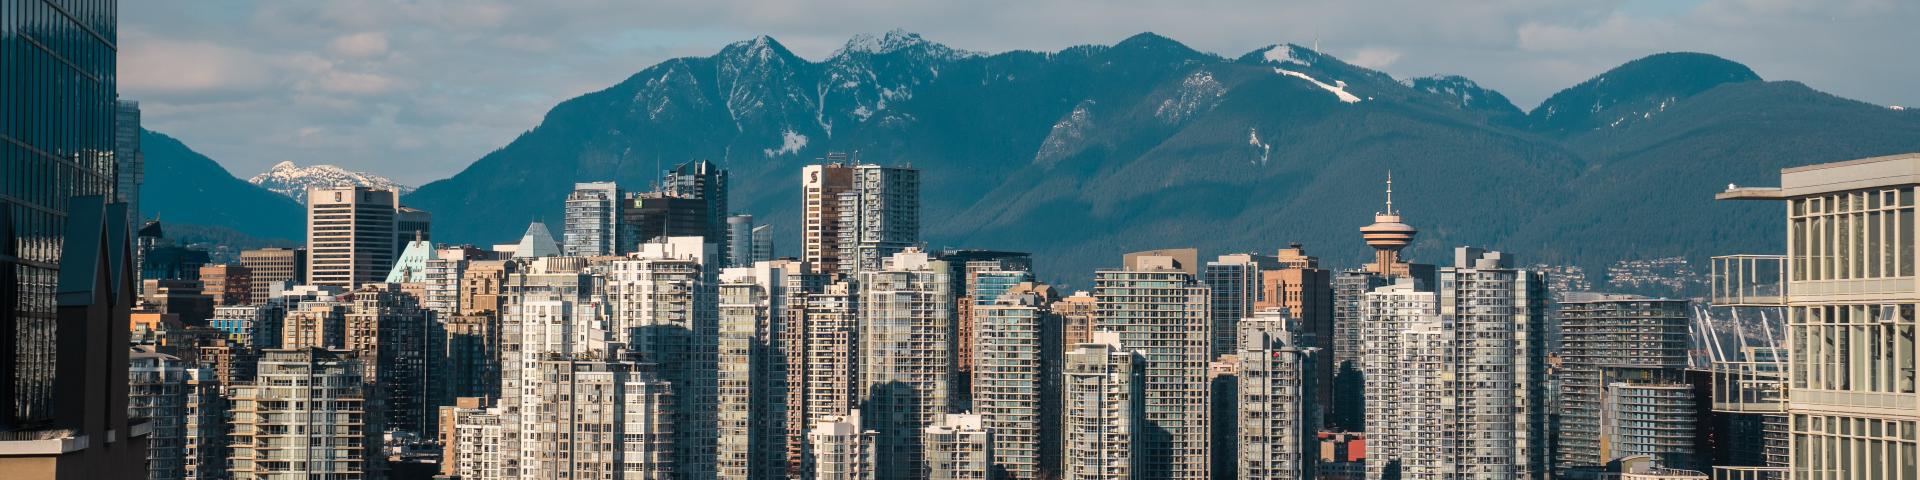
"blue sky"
120,0,1920,185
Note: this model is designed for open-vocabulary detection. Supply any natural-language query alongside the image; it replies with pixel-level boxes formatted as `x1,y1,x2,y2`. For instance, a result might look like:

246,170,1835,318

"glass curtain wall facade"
2,0,121,428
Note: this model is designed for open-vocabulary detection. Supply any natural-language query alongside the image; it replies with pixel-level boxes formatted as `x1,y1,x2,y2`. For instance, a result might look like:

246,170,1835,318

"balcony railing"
1712,466,1787,480
1712,255,1786,307
1710,360,1786,413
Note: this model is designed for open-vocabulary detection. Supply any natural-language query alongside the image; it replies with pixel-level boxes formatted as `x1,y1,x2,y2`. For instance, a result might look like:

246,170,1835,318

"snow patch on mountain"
248,161,411,205
1261,44,1314,66
1155,70,1226,124
1035,101,1096,168
1247,128,1271,165
1274,68,1361,103
764,128,809,157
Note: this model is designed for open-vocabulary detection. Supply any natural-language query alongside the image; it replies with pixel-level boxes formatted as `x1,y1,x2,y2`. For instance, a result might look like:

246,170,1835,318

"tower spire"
1384,170,1395,215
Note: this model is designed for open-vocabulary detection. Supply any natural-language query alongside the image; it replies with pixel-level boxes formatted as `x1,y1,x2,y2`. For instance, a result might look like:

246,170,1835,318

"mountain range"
144,31,1920,285
248,161,412,205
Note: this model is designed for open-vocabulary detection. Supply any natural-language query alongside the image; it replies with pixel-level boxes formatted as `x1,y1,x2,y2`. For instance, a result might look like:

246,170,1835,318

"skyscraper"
1253,245,1334,424
230,348,380,478
1364,247,1551,479
564,182,624,257
198,264,251,306
239,247,306,303
307,187,409,289
116,100,143,232
1207,253,1276,357
1061,332,1144,480
344,284,436,436
974,282,1063,479
620,192,712,251
490,256,605,478
520,356,676,479
718,261,794,480
752,224,775,265
802,159,855,275
3,0,122,430
1711,153,1920,480
1363,277,1437,480
837,164,921,275
857,249,953,478
1095,249,1212,480
1236,309,1318,480
800,280,860,467
1327,270,1386,431
663,159,731,265
601,237,718,480
130,347,189,480
1555,294,1693,474
943,250,1035,405
727,214,756,267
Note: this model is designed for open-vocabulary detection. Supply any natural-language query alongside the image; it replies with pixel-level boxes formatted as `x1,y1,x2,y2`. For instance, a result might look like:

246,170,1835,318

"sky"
121,0,1920,185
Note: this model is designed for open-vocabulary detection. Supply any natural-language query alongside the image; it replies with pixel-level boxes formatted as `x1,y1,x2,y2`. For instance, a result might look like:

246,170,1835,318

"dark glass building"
2,0,121,429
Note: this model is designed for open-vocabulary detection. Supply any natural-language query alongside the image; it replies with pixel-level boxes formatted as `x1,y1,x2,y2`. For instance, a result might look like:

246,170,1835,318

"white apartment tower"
564,181,623,257
925,413,992,480
1061,332,1144,480
1094,249,1212,480
1237,309,1317,480
519,356,675,480
856,249,953,479
1362,247,1551,479
229,349,378,478
808,412,877,480
599,237,719,480
1361,277,1437,480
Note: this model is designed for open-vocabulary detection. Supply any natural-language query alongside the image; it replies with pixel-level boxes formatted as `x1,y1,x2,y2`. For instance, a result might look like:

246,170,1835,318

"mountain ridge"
147,32,1920,285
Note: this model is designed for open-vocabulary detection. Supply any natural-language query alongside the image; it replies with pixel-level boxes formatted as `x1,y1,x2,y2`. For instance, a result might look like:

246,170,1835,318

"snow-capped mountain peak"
1259,44,1318,67
248,161,411,205
835,29,976,60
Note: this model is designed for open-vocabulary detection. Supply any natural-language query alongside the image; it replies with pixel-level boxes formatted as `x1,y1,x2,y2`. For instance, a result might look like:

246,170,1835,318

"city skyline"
10,2,1917,479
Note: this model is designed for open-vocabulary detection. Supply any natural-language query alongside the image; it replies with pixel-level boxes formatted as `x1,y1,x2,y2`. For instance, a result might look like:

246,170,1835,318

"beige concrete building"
229,348,377,478
1095,249,1212,480
239,247,306,304
307,187,411,289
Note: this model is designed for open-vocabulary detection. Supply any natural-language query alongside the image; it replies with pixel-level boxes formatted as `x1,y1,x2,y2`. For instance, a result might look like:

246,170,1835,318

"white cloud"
1346,48,1404,70
119,29,276,95
328,32,390,59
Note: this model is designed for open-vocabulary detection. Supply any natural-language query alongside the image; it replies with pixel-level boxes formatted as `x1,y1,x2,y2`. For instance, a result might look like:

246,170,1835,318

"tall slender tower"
1095,249,1212,480
802,159,855,275
1359,173,1418,277
856,249,952,479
